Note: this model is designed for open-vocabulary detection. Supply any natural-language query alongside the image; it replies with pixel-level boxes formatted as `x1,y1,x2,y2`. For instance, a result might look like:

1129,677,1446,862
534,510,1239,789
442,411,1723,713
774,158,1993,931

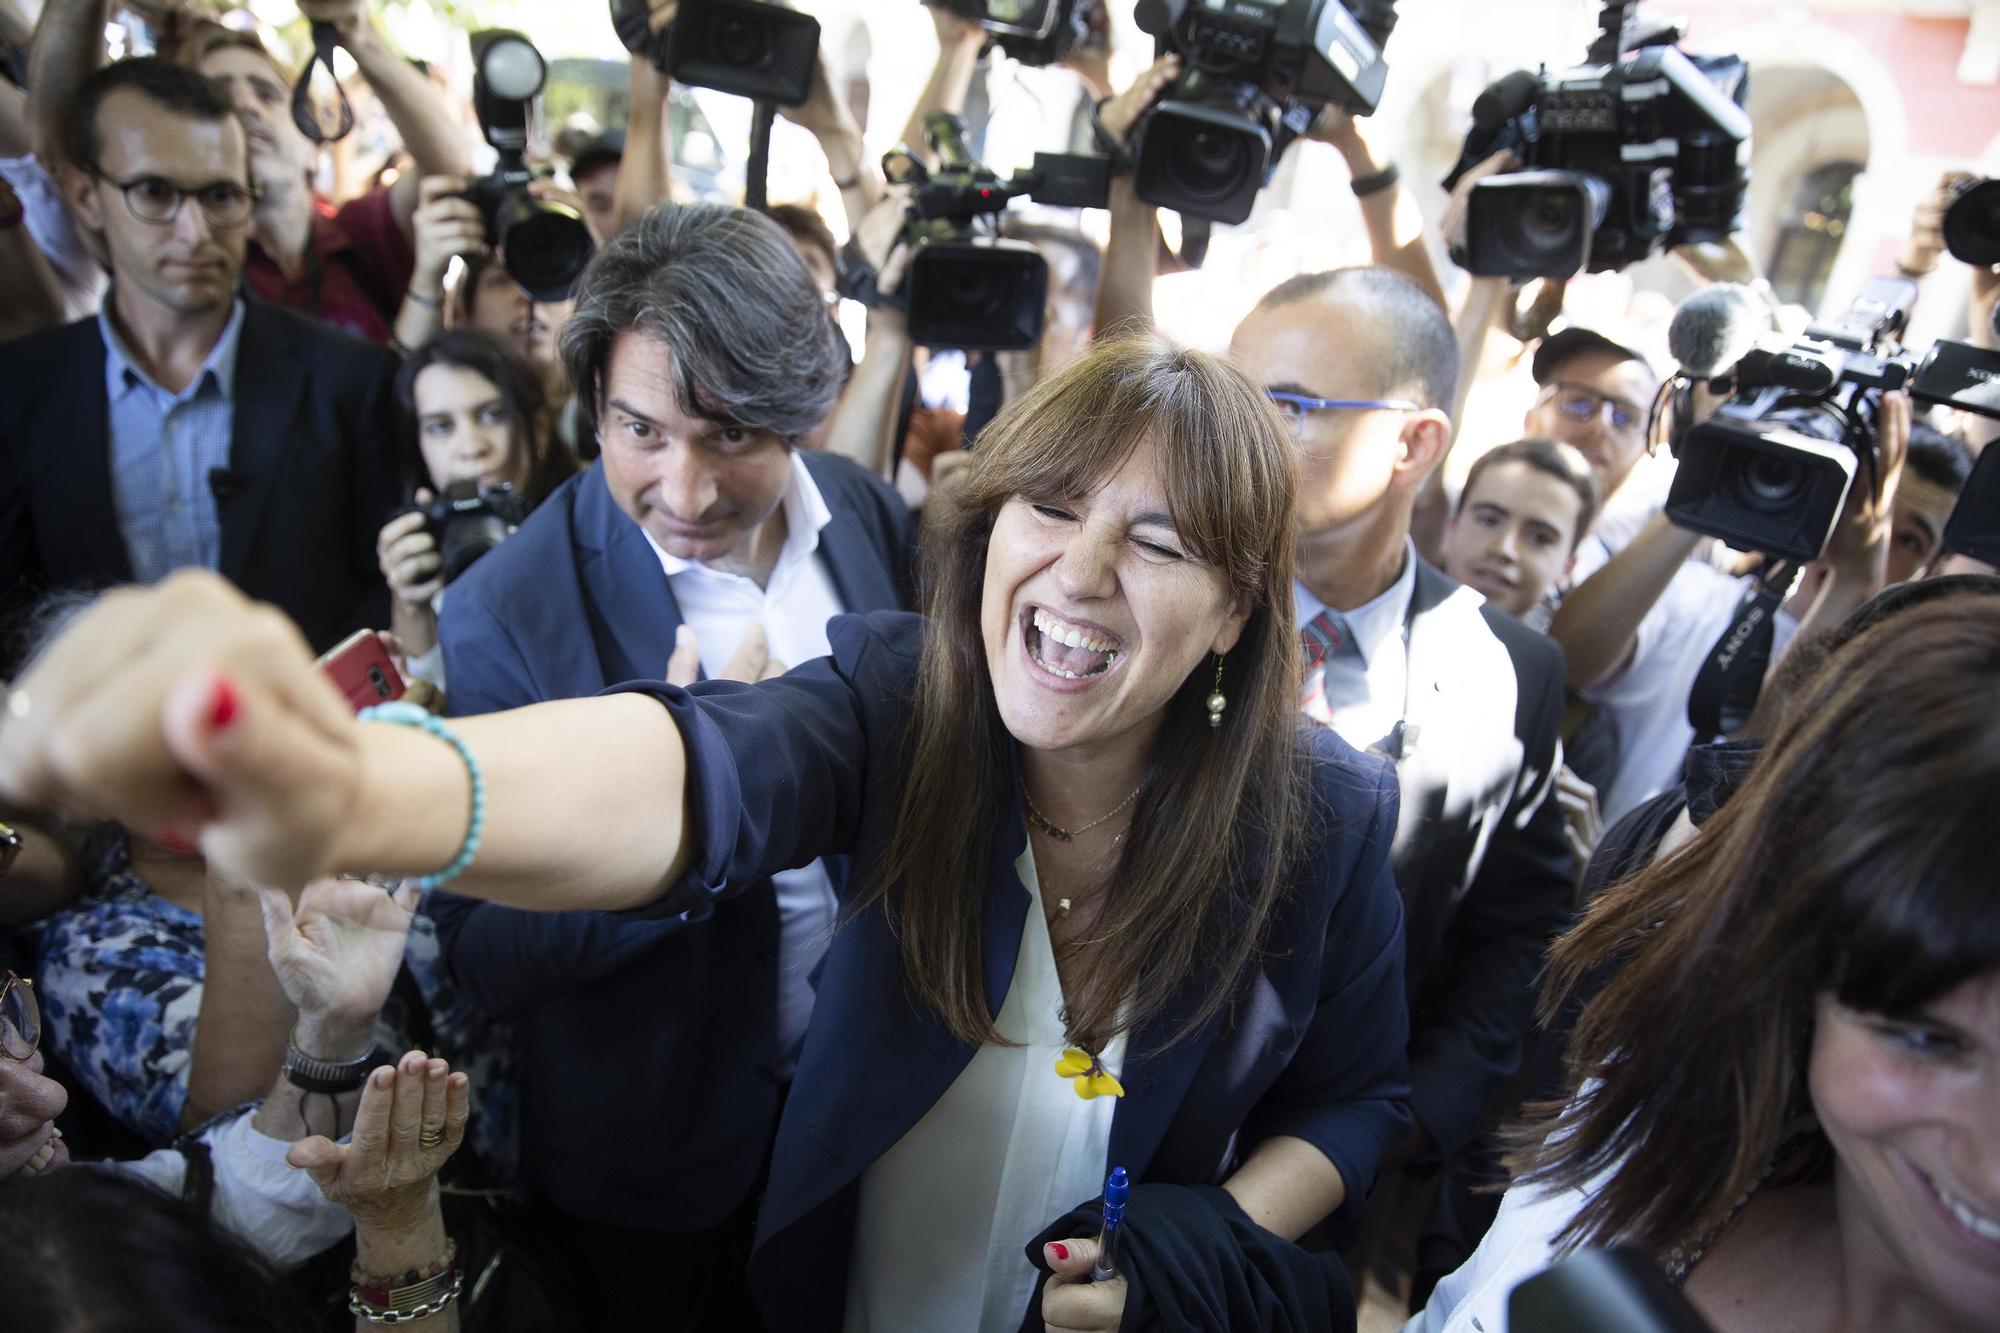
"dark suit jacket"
1382,559,1574,1160
622,611,1411,1331
427,452,910,1231
0,299,397,663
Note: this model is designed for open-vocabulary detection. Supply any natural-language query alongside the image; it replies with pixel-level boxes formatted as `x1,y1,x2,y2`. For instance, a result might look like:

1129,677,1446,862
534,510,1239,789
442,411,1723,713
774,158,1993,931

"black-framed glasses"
1539,380,1645,440
1,972,38,1062
85,164,260,228
1266,390,1421,437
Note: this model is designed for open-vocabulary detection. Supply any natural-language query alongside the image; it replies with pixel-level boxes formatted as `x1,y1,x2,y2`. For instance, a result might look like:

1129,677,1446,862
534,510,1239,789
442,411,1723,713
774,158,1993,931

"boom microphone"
1667,283,1769,380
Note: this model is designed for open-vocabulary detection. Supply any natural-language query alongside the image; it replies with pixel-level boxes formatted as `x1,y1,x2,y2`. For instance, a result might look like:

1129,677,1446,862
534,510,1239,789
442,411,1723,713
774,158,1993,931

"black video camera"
931,0,1101,67
1444,1,1750,279
467,31,596,303
393,480,530,586
1130,0,1398,226
1668,277,2000,561
876,112,1109,350
611,0,819,107
1943,176,2000,268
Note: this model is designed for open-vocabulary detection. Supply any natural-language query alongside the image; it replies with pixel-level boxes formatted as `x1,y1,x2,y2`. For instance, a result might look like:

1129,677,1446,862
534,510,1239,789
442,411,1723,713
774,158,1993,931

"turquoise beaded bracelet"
356,701,485,892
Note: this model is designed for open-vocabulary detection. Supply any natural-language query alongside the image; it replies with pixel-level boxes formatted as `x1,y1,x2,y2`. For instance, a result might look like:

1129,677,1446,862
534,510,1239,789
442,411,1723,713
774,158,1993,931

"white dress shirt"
844,847,1127,1332
1294,539,1420,754
644,450,846,1075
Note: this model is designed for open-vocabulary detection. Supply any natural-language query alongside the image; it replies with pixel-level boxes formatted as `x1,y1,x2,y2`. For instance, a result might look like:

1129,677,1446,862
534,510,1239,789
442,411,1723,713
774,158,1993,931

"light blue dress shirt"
98,298,246,584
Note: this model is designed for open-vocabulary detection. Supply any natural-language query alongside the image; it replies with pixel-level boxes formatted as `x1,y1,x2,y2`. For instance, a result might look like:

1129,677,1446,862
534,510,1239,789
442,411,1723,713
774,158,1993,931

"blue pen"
1091,1165,1129,1282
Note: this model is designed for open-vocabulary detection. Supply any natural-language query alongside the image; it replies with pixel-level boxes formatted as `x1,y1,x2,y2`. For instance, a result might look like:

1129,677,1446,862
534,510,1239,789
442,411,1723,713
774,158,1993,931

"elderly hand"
1041,1237,1127,1332
664,623,787,687
0,572,364,892
259,876,419,1055
289,1049,469,1232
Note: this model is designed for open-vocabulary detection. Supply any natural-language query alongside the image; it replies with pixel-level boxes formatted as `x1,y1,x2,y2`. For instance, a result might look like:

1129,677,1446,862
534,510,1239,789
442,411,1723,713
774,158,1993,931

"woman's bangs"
1827,832,2000,1015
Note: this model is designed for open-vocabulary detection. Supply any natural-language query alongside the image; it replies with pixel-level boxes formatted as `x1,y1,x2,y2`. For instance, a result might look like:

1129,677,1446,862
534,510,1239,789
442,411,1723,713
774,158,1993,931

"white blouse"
844,848,1127,1332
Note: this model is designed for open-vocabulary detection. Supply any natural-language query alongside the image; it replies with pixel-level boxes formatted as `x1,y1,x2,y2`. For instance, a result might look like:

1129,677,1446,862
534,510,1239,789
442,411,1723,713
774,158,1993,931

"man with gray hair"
428,201,911,1326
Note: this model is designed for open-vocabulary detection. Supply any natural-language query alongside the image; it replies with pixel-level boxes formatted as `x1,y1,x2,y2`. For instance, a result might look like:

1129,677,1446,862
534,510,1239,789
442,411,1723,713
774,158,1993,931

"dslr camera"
1129,0,1398,226
611,0,820,107
928,0,1101,67
1942,175,2000,269
1668,277,2000,561
875,112,1109,350
466,31,596,302
394,480,530,586
1444,0,1750,278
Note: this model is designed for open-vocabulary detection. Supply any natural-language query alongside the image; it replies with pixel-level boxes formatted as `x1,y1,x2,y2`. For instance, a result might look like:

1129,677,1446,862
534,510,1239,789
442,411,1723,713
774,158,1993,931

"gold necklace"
1023,782,1142,843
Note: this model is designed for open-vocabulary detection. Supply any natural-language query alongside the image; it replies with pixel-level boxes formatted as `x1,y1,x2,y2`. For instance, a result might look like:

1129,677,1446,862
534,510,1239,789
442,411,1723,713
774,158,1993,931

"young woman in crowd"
374,330,576,687
1412,592,2000,1332
0,333,1411,1331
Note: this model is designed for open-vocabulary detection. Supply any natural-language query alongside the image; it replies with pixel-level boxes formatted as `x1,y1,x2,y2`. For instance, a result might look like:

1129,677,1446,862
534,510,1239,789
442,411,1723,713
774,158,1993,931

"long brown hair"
1508,594,2000,1254
864,333,1312,1057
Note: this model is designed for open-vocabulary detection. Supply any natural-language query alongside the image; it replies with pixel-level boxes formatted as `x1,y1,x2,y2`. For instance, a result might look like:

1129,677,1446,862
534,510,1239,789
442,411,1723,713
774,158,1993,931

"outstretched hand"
260,877,420,1037
289,1049,470,1232
1094,55,1180,148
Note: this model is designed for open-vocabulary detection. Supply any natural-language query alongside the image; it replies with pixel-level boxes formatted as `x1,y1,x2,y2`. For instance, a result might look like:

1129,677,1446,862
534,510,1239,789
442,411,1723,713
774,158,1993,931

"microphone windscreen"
1471,70,1540,136
1668,284,1767,379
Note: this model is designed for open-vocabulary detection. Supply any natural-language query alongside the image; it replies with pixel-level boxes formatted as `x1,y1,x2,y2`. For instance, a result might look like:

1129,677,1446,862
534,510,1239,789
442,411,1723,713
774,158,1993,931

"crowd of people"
0,2,1997,1331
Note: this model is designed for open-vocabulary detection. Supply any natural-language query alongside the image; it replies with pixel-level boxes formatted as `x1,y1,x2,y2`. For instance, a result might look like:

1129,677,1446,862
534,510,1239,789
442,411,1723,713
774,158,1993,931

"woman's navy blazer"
619,610,1412,1330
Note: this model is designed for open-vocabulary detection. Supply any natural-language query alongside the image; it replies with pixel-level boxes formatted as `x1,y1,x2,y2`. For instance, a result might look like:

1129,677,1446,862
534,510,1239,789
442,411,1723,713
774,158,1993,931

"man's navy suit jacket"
0,298,397,665
428,453,911,1230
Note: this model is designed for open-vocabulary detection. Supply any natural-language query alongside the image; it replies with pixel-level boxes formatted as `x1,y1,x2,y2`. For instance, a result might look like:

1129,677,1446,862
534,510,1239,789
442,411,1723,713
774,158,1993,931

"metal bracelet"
349,1270,464,1325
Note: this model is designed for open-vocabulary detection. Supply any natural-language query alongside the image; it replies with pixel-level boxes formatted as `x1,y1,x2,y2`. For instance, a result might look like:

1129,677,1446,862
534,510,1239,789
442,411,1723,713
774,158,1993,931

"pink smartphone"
318,630,406,714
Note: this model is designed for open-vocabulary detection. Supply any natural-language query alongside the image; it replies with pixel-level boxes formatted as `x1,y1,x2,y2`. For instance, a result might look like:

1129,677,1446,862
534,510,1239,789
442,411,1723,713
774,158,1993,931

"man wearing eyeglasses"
0,57,398,665
1231,266,1574,1296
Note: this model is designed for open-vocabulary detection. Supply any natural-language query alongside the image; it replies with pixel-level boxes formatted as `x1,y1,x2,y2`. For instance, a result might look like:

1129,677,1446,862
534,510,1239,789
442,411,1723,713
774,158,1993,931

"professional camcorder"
873,112,1110,350
1129,0,1398,226
1666,278,2000,562
1444,0,1750,278
1942,175,2000,268
930,0,1102,67
393,481,530,586
611,0,820,107
466,31,596,302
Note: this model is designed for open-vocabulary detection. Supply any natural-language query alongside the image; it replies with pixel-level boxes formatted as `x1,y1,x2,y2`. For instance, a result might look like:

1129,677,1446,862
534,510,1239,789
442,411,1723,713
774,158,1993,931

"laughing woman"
0,334,1410,1331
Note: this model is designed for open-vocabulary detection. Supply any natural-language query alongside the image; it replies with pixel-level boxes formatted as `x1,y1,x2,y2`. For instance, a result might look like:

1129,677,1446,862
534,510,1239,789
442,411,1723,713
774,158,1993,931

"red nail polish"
207,676,239,730
1048,1242,1069,1262
151,828,196,856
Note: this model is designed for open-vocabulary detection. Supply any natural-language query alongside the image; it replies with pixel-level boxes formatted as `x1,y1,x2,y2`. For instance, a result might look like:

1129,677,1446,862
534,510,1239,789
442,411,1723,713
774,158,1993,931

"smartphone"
318,630,406,714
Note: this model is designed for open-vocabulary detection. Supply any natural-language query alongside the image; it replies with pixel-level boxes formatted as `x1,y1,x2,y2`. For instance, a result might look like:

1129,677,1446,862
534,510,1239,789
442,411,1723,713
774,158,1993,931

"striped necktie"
1298,608,1361,727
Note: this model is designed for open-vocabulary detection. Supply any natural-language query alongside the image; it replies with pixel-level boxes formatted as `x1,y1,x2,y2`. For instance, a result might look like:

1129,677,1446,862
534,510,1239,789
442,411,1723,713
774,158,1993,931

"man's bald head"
1250,267,1460,412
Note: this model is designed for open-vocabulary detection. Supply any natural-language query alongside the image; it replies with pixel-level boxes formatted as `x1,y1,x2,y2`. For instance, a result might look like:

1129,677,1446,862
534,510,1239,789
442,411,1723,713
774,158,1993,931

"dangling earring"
1205,654,1228,730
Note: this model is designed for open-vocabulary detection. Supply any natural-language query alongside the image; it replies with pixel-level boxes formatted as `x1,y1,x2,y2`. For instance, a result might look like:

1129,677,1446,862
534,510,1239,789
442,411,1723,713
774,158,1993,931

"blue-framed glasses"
1266,390,1421,435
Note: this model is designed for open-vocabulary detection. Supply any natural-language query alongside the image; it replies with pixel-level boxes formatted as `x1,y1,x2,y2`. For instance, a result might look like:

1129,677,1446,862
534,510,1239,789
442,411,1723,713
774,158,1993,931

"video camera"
930,0,1102,67
1666,277,2000,561
1129,0,1398,226
873,112,1110,350
466,31,596,303
1444,0,1750,279
611,0,820,107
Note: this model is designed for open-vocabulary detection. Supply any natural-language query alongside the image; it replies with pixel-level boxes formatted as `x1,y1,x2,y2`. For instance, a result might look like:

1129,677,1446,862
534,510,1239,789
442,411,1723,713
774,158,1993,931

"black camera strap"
1686,558,1793,742
291,21,355,145
746,100,777,212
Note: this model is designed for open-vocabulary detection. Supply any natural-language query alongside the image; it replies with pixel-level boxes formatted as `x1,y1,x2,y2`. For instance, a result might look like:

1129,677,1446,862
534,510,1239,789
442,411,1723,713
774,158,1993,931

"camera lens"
498,202,597,303
942,263,1003,318
1732,452,1808,512
710,15,771,70
1515,189,1581,255
1943,178,2000,268
1166,125,1252,205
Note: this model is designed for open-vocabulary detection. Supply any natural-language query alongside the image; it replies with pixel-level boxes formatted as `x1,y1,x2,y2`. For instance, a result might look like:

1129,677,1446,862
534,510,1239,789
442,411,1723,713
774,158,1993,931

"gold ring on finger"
419,1126,446,1148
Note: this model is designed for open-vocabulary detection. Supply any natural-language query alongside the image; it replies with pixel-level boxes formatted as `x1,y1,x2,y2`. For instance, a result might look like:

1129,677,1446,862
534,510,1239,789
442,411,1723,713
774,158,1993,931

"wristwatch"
0,822,21,877
285,1031,381,1094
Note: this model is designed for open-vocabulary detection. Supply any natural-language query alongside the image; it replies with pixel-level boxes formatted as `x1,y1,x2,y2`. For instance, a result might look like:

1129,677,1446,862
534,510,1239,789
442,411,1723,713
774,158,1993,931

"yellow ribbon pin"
1056,1046,1125,1100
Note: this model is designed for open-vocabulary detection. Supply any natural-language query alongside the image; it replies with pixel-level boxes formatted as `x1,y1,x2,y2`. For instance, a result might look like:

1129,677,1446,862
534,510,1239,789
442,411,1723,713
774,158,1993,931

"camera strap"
1686,559,1792,742
291,21,355,145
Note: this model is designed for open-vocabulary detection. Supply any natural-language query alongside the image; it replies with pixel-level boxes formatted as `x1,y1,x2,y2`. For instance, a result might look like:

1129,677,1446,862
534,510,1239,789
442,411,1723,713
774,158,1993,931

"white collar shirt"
1294,538,1419,754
